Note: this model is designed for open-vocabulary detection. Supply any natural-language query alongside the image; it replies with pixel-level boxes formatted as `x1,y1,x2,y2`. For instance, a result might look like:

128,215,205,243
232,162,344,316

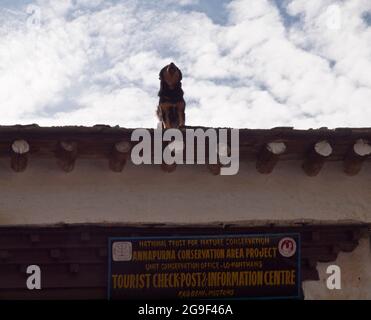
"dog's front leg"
164,112,171,129
177,101,185,128
163,104,172,129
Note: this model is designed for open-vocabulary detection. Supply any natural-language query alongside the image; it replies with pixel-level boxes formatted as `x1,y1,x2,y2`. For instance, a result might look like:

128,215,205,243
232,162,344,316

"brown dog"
157,62,186,129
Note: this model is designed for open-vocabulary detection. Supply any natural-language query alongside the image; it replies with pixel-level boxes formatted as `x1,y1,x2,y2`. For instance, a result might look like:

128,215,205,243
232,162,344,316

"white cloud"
0,0,370,128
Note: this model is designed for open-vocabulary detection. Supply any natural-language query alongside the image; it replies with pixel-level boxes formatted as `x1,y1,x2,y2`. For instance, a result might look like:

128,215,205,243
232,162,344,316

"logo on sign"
278,237,296,258
112,242,132,261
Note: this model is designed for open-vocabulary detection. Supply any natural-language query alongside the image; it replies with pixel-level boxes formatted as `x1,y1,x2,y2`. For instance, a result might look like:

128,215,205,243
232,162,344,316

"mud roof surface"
0,124,371,160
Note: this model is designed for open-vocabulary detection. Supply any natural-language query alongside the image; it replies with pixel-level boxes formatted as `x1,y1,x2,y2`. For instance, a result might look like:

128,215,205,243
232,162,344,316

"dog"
157,62,186,129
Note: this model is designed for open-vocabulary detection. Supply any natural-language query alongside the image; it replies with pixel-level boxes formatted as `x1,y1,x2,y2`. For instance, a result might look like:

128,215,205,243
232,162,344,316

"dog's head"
159,62,182,89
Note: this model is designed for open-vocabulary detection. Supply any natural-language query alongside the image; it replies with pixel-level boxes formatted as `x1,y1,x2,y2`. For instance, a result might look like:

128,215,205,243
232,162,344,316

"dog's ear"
178,68,183,81
159,66,166,80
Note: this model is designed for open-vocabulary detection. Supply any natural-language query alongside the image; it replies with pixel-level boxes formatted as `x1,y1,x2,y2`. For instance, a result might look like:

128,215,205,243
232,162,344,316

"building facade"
0,125,370,299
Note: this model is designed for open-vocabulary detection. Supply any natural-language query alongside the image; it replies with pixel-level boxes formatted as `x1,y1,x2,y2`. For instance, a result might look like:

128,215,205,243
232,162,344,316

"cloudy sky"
0,0,371,129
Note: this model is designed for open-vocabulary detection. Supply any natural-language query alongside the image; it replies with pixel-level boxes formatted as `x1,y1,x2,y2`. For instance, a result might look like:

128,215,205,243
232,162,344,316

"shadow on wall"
303,237,371,300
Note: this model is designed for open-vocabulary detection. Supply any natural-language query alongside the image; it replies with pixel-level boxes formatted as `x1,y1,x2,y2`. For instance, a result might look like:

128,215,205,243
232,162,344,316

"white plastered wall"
0,159,370,225
0,157,369,299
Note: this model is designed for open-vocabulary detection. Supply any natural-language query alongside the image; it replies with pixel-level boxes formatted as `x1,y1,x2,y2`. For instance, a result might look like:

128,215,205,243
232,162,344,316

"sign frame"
107,233,301,300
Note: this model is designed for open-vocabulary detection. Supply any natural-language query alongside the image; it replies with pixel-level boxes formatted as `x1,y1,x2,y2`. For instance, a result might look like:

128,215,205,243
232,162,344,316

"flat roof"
1,124,371,160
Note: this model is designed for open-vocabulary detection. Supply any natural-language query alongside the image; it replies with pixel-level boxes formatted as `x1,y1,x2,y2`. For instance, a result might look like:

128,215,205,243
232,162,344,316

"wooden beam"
207,164,221,175
161,162,177,173
109,141,131,172
343,139,371,176
11,140,29,172
69,264,80,274
56,141,78,172
302,140,332,176
207,143,231,176
256,142,286,174
161,140,183,173
50,249,61,259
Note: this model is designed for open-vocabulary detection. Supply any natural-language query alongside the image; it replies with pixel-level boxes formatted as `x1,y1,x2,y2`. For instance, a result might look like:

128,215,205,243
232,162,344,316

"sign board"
108,233,301,300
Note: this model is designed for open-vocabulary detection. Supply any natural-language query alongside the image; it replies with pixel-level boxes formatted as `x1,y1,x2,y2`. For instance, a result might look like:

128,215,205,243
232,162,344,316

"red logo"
278,237,297,257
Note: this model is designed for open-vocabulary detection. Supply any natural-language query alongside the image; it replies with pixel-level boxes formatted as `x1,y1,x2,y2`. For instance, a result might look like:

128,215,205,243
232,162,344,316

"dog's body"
157,62,186,129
